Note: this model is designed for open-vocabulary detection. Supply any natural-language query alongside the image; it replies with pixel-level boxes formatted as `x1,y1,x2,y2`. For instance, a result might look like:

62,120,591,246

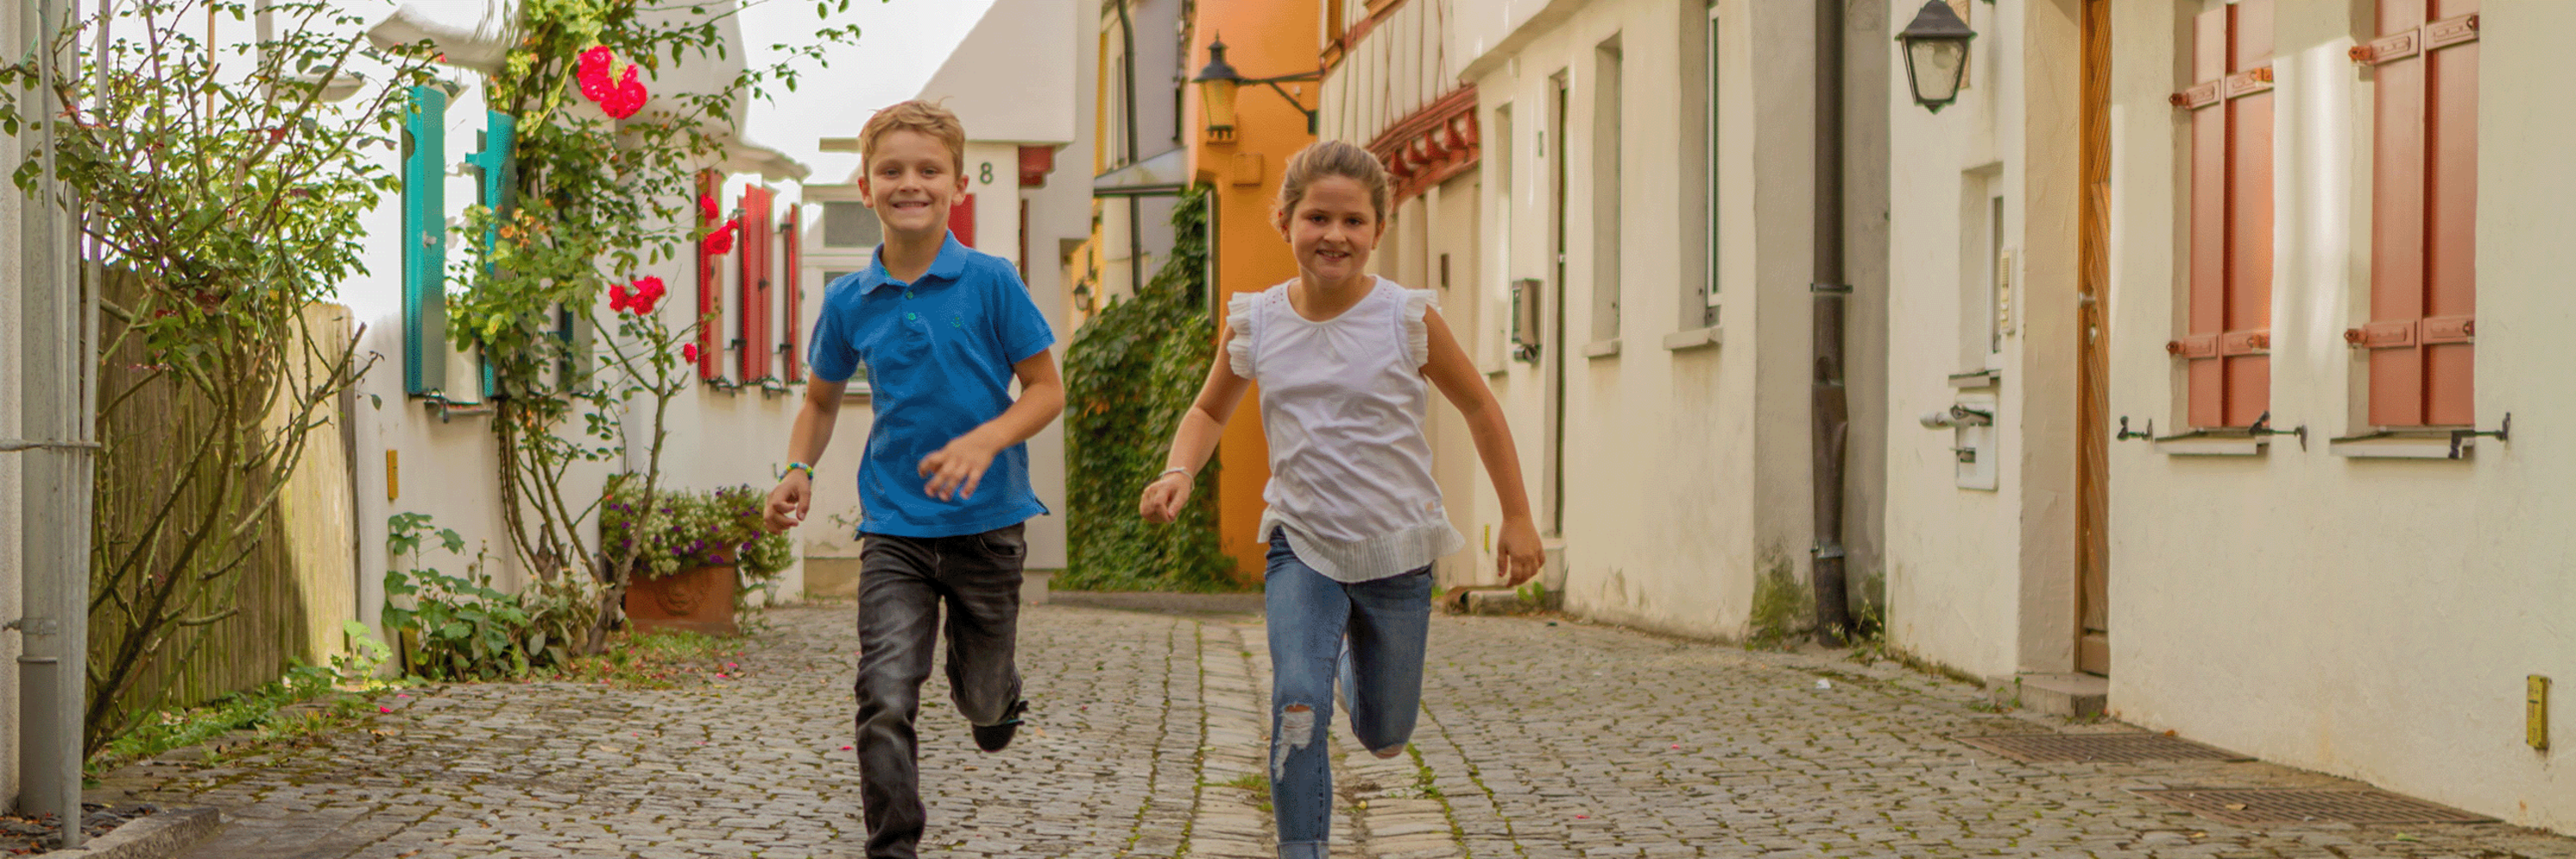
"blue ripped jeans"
1263,530,1434,859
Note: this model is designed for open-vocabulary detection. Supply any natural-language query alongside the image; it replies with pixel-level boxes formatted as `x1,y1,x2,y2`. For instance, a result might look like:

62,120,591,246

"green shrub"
384,513,599,680
1061,187,1238,592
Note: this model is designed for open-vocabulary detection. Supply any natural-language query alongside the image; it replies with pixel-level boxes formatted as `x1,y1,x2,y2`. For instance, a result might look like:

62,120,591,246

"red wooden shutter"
782,205,804,382
738,185,775,381
696,170,723,381
2172,0,2274,428
950,192,977,247
2354,0,2477,426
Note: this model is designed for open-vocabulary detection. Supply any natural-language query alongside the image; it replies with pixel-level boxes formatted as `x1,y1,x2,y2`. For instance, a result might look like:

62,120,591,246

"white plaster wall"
1880,0,2038,679
346,70,816,634
1013,0,1100,574
1466,0,1829,639
2104,0,2573,832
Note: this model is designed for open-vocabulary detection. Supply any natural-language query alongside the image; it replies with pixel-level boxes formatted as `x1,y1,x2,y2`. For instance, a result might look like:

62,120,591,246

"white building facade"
1882,0,2572,832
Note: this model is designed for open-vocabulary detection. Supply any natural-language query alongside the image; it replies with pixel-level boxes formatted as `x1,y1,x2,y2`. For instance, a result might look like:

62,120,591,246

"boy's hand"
1138,472,1192,523
920,436,999,503
1497,516,1543,586
765,472,811,533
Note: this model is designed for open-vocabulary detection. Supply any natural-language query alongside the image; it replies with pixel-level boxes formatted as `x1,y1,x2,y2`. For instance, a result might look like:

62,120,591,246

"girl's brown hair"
1272,140,1391,228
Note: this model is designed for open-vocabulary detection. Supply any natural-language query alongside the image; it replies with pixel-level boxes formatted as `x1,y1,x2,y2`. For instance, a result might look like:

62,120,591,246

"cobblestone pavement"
95,602,2576,859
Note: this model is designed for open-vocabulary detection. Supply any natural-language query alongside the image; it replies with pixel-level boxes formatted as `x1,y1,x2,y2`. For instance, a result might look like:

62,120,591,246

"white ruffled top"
1227,277,1466,583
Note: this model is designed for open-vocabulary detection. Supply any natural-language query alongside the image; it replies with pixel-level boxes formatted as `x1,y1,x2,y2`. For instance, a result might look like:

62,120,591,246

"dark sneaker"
973,699,1029,752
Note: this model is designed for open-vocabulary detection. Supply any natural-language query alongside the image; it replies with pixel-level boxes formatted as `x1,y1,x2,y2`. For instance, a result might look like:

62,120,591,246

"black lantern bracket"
1194,35,1321,137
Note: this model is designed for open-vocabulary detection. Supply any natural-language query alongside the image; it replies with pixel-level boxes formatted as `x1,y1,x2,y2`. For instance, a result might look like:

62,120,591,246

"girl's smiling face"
859,129,969,241
1278,175,1383,287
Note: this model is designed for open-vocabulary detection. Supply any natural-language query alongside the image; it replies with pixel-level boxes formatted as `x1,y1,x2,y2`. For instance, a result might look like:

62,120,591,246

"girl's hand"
1497,517,1543,585
1139,471,1193,523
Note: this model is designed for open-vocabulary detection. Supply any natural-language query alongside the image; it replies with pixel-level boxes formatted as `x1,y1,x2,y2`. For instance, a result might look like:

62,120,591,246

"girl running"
1139,140,1544,859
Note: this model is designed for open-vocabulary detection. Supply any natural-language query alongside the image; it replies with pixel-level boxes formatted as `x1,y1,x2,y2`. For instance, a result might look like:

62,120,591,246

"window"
822,268,868,389
822,202,880,247
2352,0,2479,427
1699,1,1720,327
1487,103,1514,370
2171,0,2274,429
1589,37,1623,348
1959,171,2004,369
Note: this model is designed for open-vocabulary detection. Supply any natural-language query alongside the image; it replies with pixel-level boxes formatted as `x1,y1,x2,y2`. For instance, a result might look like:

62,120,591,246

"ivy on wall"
1061,187,1238,592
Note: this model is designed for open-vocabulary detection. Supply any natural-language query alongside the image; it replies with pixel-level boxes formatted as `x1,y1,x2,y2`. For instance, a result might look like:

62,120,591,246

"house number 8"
979,162,994,185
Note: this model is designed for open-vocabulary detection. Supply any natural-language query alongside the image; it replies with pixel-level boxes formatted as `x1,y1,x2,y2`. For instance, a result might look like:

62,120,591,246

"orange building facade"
1184,0,1320,581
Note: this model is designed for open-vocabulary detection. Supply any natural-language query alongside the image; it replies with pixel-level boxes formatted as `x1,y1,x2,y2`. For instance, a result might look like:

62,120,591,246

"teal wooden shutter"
465,111,517,396
402,85,449,395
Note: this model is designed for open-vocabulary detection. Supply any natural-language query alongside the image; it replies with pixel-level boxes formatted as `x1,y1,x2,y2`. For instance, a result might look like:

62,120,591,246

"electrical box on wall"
1953,396,1997,490
2533,675,2551,752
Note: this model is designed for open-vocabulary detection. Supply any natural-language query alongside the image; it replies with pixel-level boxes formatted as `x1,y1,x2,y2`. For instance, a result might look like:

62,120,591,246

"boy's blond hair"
859,100,969,175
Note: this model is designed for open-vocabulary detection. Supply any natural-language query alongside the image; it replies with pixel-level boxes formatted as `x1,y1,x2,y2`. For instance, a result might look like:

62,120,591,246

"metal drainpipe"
1808,0,1854,647
18,0,94,841
1115,0,1145,297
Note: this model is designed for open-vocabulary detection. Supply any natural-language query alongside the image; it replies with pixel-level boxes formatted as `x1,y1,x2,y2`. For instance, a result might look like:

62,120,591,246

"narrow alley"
87,604,2576,859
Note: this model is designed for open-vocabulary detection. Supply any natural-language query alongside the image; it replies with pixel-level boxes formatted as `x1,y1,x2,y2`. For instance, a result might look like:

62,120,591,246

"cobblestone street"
94,602,2576,859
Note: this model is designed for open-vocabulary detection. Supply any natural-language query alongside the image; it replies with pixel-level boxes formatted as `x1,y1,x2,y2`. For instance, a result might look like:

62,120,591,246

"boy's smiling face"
859,129,969,242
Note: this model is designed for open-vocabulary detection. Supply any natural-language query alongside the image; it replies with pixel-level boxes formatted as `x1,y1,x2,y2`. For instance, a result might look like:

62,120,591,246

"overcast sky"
738,0,998,192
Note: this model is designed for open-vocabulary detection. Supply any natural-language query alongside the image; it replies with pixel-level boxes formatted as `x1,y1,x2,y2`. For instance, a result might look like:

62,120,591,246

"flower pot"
624,564,738,636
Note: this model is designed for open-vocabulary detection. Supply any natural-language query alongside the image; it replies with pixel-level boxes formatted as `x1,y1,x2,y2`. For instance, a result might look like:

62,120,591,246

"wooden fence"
89,269,361,726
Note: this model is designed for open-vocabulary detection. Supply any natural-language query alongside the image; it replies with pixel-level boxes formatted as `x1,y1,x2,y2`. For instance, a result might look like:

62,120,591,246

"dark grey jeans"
853,522,1027,859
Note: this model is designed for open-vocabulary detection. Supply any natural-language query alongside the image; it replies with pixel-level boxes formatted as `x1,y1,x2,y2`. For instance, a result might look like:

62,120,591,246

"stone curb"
39,807,220,859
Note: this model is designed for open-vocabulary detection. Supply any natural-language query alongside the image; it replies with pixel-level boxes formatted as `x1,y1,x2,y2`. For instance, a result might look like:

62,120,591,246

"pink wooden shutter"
2354,0,2478,426
2171,0,2274,429
782,205,804,382
950,192,977,247
696,170,722,381
738,185,775,381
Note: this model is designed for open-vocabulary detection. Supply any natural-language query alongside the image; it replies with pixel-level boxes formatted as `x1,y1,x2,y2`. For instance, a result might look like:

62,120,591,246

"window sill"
2329,433,2472,460
2154,436,2266,457
413,393,492,423
1661,326,1722,352
1582,338,1621,359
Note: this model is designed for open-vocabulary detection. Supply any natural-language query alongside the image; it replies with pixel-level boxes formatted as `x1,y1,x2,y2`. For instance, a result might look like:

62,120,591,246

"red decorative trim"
1366,86,1479,204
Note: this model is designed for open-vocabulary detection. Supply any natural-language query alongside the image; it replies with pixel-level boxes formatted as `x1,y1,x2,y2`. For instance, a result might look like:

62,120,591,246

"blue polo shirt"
806,233,1056,538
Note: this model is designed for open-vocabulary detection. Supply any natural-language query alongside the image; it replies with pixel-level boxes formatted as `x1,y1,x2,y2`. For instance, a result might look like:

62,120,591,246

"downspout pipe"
1809,0,1854,646
1114,0,1145,297
17,0,94,841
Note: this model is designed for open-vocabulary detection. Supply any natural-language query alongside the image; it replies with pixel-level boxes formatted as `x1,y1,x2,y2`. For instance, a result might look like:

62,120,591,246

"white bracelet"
1159,466,1190,479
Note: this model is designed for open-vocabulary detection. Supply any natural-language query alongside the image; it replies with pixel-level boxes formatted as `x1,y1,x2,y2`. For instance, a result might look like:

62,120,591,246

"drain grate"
1955,733,2252,763
2130,788,2497,825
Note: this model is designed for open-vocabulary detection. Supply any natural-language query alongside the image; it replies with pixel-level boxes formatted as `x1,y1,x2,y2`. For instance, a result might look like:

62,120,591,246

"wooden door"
2076,0,2112,675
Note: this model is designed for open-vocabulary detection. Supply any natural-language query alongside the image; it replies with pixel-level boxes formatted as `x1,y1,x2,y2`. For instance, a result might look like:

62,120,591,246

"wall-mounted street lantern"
1193,35,1320,139
1896,1,1977,113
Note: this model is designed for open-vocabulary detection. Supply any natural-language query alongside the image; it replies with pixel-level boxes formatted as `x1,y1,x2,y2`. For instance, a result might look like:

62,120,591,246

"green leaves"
1062,188,1236,593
